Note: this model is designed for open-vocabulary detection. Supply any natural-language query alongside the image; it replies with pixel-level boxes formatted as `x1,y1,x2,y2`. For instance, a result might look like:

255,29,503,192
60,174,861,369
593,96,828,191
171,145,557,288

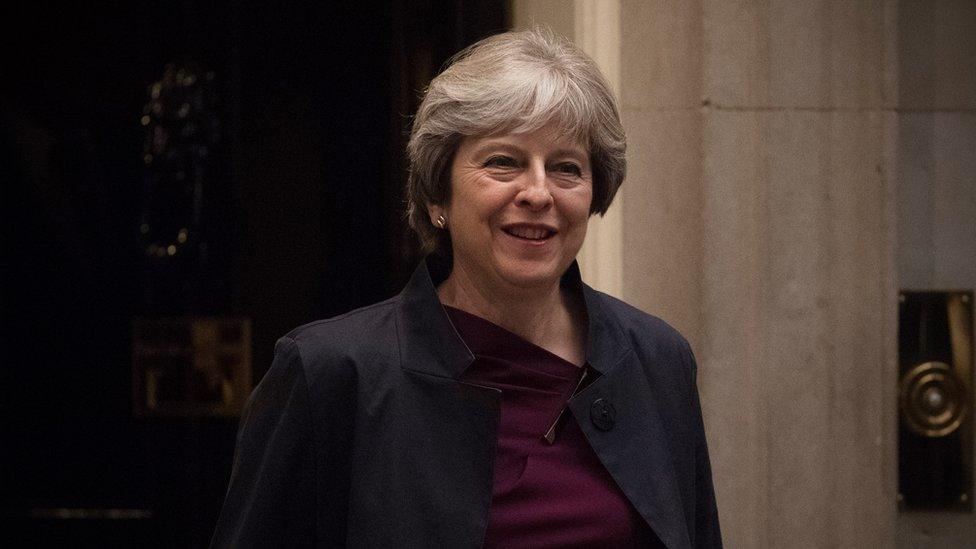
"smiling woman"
212,28,721,548
432,124,595,365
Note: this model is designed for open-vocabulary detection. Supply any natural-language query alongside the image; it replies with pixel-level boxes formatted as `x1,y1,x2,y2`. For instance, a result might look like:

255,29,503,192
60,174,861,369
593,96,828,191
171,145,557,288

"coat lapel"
570,279,691,549
397,256,474,379
392,257,500,546
569,352,690,549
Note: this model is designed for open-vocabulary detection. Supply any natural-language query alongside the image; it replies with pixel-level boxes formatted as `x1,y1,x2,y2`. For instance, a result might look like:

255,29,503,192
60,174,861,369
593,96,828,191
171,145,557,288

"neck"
436,262,586,366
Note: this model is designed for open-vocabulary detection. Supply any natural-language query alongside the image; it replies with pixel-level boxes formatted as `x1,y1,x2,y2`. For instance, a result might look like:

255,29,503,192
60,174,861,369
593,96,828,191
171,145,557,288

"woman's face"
438,123,593,293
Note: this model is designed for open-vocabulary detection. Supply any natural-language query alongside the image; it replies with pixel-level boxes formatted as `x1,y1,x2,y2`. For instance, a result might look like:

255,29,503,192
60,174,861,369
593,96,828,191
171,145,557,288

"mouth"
501,223,557,242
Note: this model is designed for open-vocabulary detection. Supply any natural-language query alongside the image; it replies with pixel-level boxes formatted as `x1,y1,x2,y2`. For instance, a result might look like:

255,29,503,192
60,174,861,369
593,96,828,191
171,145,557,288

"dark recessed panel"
898,291,973,511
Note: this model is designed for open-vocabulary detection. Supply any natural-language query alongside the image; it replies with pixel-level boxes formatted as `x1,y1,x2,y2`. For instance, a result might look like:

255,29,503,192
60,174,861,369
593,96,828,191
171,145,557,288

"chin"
495,256,569,289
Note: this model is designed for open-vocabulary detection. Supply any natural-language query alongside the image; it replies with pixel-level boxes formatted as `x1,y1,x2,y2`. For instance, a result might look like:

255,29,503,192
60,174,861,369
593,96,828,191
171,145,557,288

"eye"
483,155,518,169
553,162,583,176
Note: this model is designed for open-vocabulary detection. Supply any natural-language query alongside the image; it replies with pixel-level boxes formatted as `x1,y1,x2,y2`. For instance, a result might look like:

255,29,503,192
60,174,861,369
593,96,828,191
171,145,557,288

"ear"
428,202,450,220
427,203,449,230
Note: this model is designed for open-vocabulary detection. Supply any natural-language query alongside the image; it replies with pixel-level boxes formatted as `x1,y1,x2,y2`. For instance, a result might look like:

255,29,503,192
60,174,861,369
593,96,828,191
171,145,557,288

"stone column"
698,2,898,546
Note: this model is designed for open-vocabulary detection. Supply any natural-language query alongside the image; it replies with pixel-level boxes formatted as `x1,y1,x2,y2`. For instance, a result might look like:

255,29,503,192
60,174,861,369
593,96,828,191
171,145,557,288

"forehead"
460,123,588,156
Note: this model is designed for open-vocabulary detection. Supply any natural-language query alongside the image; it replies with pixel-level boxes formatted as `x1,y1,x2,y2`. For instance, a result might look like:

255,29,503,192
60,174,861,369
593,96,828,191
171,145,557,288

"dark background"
1,1,506,546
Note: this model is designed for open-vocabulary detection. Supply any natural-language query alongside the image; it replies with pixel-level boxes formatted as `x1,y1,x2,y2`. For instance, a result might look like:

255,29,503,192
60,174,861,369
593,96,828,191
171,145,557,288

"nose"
515,162,553,211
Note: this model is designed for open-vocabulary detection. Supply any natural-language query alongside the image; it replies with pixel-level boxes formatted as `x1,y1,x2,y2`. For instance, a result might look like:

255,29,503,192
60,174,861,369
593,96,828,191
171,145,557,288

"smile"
501,224,557,241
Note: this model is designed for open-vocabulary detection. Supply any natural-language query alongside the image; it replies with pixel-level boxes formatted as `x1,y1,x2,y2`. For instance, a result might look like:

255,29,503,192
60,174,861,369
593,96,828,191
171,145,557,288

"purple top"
445,306,658,548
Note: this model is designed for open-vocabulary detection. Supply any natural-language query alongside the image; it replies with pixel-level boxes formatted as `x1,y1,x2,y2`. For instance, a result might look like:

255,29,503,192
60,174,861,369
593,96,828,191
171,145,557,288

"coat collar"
396,255,474,378
395,255,632,378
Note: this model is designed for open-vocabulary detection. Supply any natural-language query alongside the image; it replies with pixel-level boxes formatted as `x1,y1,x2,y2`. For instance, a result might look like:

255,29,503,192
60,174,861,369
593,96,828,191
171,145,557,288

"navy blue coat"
211,258,721,548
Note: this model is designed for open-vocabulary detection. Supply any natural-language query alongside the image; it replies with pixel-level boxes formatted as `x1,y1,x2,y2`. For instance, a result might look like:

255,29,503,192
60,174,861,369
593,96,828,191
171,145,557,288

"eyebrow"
471,142,588,161
548,149,588,161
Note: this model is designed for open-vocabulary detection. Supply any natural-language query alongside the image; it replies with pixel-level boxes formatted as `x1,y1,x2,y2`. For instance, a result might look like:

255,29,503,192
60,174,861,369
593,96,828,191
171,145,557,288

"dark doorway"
1,1,506,546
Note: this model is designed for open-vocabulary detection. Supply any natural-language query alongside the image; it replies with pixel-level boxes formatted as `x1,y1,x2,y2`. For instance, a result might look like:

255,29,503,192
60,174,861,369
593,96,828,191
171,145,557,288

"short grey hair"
406,27,627,254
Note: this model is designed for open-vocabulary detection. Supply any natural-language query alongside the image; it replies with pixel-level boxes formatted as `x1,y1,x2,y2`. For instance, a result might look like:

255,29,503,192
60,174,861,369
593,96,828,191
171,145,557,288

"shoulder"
276,295,403,389
585,287,696,382
588,288,691,350
284,294,400,352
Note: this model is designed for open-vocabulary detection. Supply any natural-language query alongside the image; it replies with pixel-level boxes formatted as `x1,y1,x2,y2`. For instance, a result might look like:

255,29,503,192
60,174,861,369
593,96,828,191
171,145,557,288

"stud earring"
436,214,446,229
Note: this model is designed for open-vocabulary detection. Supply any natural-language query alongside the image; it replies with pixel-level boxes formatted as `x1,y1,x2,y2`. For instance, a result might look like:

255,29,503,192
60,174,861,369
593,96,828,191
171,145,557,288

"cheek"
562,189,594,226
576,195,594,221
446,188,507,240
570,215,590,241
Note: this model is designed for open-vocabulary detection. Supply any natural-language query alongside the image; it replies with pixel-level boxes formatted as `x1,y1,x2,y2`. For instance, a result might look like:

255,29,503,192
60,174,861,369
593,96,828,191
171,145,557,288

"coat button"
590,398,615,431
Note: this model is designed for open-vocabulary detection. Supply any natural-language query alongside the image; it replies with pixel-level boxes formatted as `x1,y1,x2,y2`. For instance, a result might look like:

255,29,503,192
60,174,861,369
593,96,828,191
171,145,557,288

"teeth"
509,227,550,240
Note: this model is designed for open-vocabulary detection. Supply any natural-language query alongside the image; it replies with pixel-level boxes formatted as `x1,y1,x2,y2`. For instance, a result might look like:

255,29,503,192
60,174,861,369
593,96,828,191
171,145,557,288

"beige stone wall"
513,1,907,546
695,2,897,546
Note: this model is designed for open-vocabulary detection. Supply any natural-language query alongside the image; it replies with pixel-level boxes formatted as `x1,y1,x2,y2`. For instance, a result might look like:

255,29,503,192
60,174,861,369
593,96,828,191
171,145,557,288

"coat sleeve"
210,337,318,548
683,341,723,548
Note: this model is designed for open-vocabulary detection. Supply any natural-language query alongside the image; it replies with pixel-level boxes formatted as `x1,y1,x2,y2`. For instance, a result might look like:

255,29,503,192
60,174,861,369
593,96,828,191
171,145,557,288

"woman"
212,28,721,548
